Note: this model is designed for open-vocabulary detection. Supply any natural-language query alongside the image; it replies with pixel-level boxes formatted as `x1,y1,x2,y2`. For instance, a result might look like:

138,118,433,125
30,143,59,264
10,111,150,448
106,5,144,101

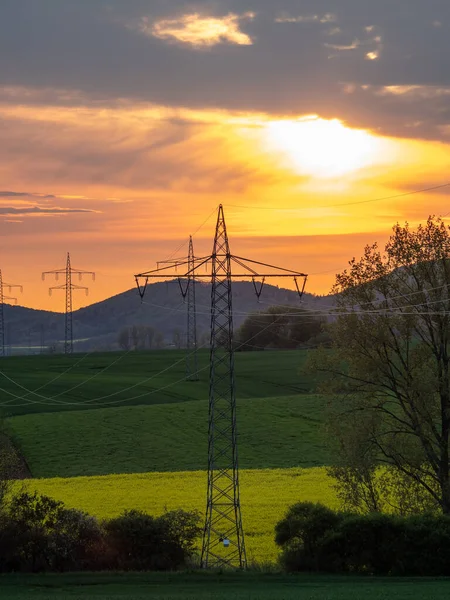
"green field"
8,395,326,478
0,350,316,417
2,573,450,600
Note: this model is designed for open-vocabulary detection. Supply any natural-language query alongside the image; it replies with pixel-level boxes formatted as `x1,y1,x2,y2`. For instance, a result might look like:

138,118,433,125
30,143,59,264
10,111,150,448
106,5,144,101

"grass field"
20,467,336,564
8,395,327,478
2,573,450,600
2,349,332,569
0,349,316,417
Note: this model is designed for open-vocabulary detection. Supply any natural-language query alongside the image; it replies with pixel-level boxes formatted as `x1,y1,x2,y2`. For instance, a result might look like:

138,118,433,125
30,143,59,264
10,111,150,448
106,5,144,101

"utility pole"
0,269,22,358
157,235,200,381
135,205,308,569
43,253,95,355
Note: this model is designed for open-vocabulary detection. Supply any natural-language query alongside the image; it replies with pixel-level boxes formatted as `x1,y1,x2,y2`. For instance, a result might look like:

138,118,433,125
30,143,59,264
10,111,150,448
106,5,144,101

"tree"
237,305,323,351
104,509,201,570
310,217,450,514
117,329,130,351
0,432,20,508
172,329,182,349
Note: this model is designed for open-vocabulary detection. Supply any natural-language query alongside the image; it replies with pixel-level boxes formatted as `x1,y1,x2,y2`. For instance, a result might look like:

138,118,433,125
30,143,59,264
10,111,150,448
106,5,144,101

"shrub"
276,503,450,575
275,502,344,572
104,508,201,571
1,492,201,573
318,513,404,574
3,491,102,572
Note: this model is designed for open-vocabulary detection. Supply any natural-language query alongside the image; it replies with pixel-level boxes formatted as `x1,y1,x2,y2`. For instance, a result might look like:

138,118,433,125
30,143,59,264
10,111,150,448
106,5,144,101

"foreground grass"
2,572,450,600
8,395,327,478
21,467,336,564
0,349,316,417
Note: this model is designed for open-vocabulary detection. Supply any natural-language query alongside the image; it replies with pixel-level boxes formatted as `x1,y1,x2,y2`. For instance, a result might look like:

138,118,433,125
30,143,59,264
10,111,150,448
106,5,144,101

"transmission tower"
0,269,22,358
157,236,200,380
185,236,199,380
43,253,95,355
135,205,308,569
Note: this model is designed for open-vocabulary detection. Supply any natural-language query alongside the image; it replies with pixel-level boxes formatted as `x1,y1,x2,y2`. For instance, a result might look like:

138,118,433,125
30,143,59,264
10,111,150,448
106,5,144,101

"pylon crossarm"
231,255,307,277
3,283,23,293
135,255,210,279
231,256,260,277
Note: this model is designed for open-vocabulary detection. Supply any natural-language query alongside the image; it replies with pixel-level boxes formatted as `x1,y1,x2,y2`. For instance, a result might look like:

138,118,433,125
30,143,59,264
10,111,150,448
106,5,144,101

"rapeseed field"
25,467,337,564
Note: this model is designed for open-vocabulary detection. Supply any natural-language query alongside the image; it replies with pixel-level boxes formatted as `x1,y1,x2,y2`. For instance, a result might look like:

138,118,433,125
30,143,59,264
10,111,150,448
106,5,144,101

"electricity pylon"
43,253,95,355
135,205,308,569
156,235,200,381
0,269,22,358
186,236,199,380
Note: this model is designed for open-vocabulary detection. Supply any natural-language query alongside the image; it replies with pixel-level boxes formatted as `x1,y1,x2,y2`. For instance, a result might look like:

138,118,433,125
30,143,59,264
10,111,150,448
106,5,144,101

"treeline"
117,325,165,351
236,305,328,351
276,502,450,575
0,492,200,573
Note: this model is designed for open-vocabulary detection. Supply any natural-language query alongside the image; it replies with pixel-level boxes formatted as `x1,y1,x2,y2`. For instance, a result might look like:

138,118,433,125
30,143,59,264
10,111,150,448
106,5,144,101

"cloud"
0,0,449,142
275,12,336,24
0,206,98,216
0,190,55,199
136,12,255,48
325,39,360,51
0,100,301,195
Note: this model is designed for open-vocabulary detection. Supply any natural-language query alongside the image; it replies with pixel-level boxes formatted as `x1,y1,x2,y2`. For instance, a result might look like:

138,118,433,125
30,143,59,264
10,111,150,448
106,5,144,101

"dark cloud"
0,1,450,140
0,206,98,216
0,190,55,198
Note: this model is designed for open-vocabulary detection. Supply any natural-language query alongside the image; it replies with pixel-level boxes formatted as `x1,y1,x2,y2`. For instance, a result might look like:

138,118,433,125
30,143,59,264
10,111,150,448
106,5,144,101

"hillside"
3,281,334,353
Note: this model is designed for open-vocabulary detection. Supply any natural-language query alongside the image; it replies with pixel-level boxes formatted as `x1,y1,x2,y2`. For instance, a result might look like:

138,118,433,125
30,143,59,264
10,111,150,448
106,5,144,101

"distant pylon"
43,253,95,355
156,236,200,381
0,269,22,358
186,236,199,381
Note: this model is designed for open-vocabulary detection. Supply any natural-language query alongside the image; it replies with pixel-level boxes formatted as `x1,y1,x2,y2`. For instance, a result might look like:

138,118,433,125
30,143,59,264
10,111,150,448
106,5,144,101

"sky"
1,0,450,311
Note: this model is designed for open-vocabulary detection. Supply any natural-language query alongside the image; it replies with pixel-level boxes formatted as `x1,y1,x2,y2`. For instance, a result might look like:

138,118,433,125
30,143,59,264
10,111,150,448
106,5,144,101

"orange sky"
2,2,450,312
1,97,450,312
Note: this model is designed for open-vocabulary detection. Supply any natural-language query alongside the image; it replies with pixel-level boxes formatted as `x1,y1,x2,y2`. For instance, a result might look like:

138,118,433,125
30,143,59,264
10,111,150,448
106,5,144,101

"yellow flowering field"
23,467,337,564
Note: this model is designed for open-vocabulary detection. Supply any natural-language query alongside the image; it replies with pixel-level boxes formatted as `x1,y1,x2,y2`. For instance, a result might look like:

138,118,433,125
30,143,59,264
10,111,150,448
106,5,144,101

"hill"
3,282,334,353
7,395,327,478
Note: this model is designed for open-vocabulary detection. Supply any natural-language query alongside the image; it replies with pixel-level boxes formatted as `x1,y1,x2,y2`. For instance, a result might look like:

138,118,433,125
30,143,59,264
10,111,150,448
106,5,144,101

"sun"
264,116,383,178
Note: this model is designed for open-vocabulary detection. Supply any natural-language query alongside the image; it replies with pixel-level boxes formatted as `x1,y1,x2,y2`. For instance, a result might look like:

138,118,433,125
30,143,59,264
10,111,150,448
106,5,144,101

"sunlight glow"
264,117,384,178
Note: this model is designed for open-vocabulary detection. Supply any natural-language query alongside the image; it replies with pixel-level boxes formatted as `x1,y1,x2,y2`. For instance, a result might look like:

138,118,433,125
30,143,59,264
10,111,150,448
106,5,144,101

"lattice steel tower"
0,269,22,358
43,253,95,355
134,204,308,569
201,206,246,568
186,236,199,381
156,236,200,381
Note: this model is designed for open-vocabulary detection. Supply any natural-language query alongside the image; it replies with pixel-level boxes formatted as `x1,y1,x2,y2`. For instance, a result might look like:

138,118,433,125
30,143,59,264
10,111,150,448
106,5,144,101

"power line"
228,182,450,212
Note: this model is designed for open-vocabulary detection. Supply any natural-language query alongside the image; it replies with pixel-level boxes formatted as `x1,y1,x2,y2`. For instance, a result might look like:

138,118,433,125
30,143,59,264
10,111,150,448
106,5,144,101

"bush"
2,491,102,572
275,502,344,572
104,509,201,571
276,503,450,575
0,492,202,573
318,513,404,574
